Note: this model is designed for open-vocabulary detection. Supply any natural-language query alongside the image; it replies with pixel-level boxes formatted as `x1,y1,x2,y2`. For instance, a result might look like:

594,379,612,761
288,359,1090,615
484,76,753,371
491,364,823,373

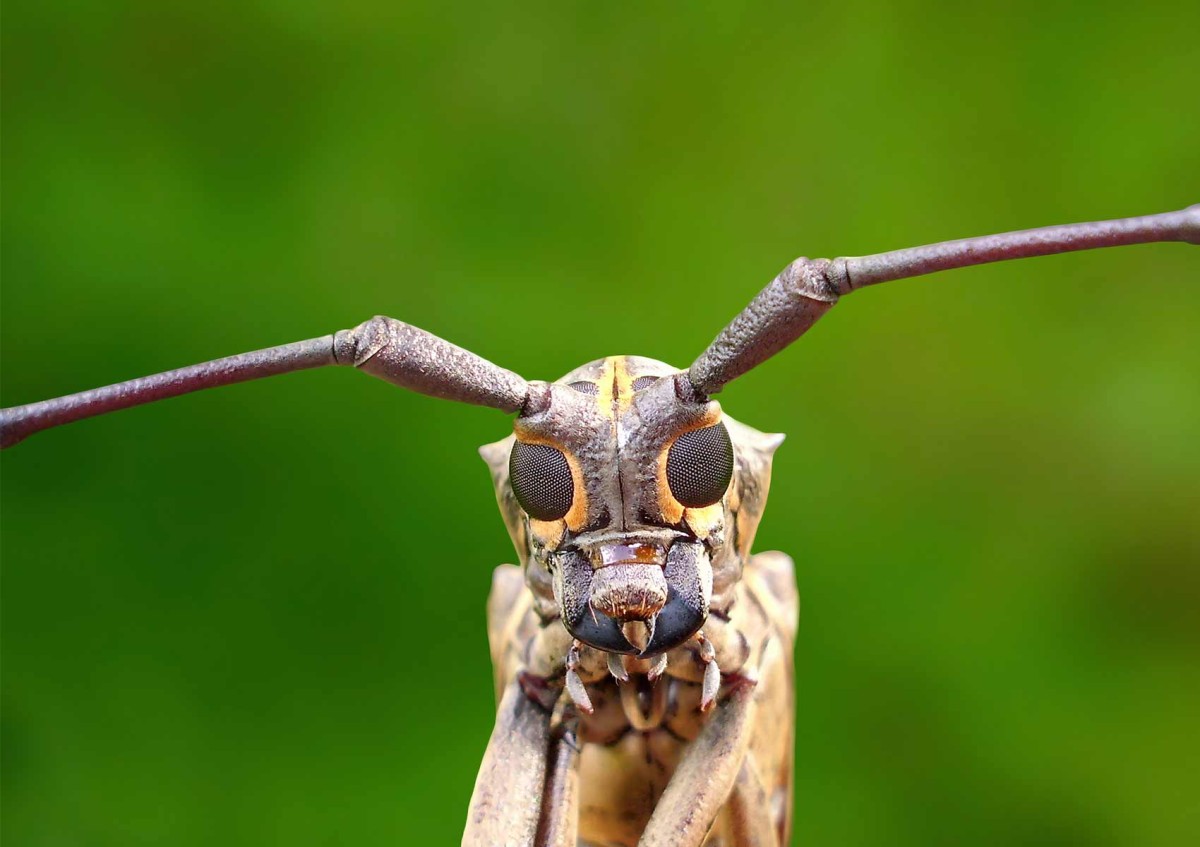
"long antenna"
0,317,530,448
688,206,1199,396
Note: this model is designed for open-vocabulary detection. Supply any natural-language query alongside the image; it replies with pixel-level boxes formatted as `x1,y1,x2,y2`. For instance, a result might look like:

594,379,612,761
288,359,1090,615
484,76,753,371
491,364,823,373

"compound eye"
666,423,734,508
509,442,574,521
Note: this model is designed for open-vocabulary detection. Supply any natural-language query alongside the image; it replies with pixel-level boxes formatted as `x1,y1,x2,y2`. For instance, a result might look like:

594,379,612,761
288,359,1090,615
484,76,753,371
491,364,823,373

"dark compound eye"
631,376,659,392
666,423,734,508
509,441,575,521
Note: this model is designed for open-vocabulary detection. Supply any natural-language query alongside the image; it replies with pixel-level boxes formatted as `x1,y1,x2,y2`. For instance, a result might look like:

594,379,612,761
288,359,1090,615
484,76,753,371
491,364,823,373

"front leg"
536,721,581,847
638,678,758,847
462,678,554,846
463,672,582,847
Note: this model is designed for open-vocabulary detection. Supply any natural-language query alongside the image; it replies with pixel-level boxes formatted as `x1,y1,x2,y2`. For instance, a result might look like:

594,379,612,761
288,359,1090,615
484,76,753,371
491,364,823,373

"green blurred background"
3,2,1198,844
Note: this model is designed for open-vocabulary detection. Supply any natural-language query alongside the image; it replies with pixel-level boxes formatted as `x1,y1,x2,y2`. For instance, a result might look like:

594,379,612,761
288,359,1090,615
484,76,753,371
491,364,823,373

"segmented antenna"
688,205,1199,396
0,316,529,448
4,207,1195,446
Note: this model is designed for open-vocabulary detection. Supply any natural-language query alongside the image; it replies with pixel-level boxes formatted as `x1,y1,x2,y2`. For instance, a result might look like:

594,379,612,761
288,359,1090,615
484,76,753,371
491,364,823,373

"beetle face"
480,356,782,657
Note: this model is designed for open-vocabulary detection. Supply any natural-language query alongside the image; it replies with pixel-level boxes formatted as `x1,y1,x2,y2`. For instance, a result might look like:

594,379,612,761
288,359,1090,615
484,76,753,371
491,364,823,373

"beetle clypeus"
3,207,1197,846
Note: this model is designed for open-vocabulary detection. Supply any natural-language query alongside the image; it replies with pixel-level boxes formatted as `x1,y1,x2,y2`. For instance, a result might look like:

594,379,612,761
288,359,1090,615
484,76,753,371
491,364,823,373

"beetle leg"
646,651,668,681
638,676,758,847
463,679,554,846
606,650,629,682
696,631,721,712
564,641,594,714
534,720,581,847
726,753,779,847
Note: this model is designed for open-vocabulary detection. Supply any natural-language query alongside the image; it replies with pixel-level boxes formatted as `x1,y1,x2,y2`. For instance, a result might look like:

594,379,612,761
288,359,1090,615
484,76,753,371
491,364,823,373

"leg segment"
638,678,758,847
463,679,556,846
535,723,581,847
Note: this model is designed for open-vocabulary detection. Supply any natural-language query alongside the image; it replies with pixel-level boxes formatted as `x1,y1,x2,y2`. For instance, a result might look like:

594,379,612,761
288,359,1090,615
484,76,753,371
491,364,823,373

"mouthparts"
552,538,712,656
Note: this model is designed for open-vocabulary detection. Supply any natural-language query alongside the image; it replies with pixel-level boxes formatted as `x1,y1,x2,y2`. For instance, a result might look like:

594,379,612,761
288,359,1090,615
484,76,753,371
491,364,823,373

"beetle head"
480,357,782,657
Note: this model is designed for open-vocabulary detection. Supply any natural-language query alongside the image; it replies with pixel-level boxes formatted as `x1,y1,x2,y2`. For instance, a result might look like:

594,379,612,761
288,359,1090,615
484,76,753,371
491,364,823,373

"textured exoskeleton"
2,206,1195,845
472,356,796,846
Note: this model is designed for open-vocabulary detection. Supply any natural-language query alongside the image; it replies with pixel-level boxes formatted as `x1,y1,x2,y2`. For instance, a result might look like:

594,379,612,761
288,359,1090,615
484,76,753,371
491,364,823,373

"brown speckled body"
478,356,797,846
486,551,796,846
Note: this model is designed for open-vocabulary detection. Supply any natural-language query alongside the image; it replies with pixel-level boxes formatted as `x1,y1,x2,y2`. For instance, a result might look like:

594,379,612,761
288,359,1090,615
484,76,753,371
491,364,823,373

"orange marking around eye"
683,502,725,541
508,428,590,533
654,403,726,523
528,517,568,550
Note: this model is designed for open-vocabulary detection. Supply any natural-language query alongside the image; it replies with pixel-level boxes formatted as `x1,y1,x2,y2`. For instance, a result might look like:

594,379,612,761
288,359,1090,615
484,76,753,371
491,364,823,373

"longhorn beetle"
2,207,1197,846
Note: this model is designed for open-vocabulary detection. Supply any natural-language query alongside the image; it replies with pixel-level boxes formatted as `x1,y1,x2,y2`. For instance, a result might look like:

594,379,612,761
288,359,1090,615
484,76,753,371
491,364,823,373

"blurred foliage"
2,1,1198,845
